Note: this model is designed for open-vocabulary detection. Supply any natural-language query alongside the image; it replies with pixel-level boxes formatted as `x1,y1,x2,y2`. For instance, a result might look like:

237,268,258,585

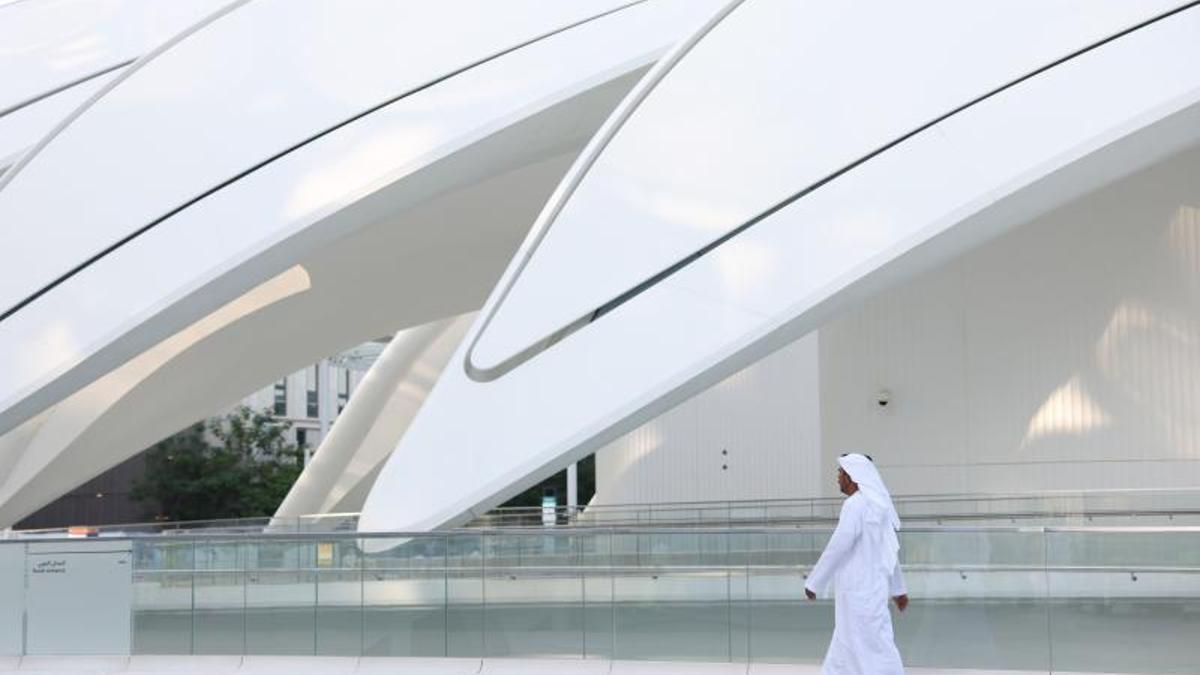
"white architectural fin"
0,0,640,322
468,0,1190,378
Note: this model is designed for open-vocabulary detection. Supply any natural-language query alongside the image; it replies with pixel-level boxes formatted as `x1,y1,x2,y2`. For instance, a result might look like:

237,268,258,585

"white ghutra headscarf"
838,453,901,572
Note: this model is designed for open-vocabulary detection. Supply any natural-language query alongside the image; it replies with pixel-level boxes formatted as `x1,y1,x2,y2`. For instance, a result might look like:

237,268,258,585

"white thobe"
806,492,906,675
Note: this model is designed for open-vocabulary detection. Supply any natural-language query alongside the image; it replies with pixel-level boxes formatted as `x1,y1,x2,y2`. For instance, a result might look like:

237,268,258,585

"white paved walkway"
0,656,1132,675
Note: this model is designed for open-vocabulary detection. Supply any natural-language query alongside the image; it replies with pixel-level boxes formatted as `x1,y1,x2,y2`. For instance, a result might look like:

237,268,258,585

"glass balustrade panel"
244,539,315,655
361,534,447,657
482,532,584,658
748,529,828,665
315,538,362,656
446,533,484,658
192,539,246,654
131,539,194,655
1046,529,1200,674
582,531,614,660
894,529,1049,671
611,531,733,662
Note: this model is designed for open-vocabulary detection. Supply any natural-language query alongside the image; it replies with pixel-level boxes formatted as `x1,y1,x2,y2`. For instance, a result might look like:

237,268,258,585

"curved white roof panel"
0,67,121,172
0,0,228,172
0,0,639,320
468,0,1188,374
0,0,226,116
360,3,1200,532
0,0,723,437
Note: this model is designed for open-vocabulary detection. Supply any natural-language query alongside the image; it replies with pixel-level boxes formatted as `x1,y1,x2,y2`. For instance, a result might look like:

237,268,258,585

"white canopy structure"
360,0,1200,531
0,0,725,527
1,0,1198,531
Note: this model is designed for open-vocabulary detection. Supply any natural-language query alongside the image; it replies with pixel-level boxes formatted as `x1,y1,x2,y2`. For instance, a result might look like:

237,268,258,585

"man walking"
805,453,908,675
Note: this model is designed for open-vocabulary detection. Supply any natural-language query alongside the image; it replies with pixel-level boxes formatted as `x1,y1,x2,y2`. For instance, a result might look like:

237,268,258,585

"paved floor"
0,657,1157,675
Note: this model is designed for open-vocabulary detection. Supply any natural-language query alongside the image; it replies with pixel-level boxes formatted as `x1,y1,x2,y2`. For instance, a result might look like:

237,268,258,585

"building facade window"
273,379,287,416
306,366,319,418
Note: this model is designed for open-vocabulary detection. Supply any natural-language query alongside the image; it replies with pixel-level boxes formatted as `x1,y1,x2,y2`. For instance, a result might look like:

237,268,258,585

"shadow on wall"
1012,181,1200,470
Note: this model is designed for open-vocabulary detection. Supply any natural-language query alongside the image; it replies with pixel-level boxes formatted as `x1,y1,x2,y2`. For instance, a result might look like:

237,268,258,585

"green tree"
133,406,303,522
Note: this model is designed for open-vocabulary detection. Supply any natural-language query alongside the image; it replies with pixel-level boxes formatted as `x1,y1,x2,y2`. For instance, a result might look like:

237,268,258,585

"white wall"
593,332,821,506
596,145,1200,503
820,145,1200,497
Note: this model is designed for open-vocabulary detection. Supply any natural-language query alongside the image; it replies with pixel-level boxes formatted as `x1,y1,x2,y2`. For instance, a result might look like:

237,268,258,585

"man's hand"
805,588,817,601
893,594,909,612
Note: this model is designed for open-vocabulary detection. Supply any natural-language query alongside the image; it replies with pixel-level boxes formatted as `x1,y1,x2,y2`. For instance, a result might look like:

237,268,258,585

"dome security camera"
876,389,892,409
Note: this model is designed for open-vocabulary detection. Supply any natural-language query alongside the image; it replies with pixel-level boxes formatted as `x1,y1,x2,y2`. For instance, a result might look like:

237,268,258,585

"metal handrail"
486,486,1200,511
473,507,1200,527
9,523,1200,545
9,486,1200,538
474,488,1200,527
131,563,1200,575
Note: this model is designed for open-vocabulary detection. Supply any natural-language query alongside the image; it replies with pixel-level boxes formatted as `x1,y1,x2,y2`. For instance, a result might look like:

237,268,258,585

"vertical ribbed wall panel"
821,146,1200,496
593,332,821,506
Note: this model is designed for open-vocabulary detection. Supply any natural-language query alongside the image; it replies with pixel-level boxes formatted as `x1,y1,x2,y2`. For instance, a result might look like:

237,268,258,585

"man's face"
837,468,857,496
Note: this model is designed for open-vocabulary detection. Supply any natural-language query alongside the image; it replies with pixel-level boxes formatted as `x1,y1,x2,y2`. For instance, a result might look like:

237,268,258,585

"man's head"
837,453,873,496
836,467,858,496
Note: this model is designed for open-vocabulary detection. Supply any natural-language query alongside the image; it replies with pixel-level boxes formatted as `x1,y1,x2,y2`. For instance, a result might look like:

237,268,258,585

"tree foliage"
132,406,303,522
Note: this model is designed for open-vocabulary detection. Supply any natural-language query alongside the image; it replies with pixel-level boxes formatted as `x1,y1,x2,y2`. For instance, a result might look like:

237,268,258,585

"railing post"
190,538,196,656
475,530,480,658
726,532,732,663
240,540,247,656
579,533,586,659
746,533,753,665
609,529,616,661
443,534,449,658
359,535,365,658
310,539,317,656
1042,528,1055,673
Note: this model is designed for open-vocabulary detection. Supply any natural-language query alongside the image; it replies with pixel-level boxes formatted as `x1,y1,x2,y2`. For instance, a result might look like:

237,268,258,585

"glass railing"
2,525,1197,672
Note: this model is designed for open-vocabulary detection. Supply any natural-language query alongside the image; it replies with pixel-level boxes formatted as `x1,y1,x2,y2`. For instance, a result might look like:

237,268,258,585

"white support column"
317,358,335,451
567,462,578,517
